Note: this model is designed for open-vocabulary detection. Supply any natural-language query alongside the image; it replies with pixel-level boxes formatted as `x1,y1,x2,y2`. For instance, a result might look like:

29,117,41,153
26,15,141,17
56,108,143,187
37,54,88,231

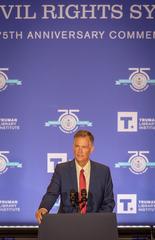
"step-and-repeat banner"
0,0,155,225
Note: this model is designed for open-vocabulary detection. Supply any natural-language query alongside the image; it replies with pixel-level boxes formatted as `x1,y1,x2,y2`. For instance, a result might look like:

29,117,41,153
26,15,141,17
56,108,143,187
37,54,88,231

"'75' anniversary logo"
0,68,22,91
45,109,92,134
116,68,155,92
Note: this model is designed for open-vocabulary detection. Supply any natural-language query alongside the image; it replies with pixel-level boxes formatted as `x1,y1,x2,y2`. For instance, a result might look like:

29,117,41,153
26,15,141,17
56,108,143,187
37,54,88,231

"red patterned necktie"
79,169,87,214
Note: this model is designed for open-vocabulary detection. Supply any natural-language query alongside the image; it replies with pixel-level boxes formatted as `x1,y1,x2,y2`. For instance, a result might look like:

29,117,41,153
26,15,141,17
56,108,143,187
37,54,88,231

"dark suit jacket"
39,159,115,213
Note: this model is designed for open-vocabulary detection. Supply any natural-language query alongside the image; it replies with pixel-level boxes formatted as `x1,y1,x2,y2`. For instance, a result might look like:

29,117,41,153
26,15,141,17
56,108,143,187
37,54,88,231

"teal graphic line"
45,121,60,126
115,79,131,85
115,162,155,168
116,79,155,85
6,79,22,85
148,162,155,167
115,162,130,167
45,120,92,127
148,80,155,84
77,121,92,126
6,162,22,167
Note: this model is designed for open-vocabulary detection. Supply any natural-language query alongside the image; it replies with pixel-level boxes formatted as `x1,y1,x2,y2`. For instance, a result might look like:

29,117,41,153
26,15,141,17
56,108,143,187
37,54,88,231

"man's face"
73,136,94,167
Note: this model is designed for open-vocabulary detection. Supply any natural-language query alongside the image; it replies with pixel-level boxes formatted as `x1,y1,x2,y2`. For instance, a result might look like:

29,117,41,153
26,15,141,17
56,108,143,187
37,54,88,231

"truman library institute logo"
115,151,155,175
117,194,155,214
116,68,155,92
45,109,92,134
0,68,22,91
117,194,137,214
117,112,138,132
0,151,22,174
47,153,68,173
0,118,20,131
0,200,20,212
117,112,155,132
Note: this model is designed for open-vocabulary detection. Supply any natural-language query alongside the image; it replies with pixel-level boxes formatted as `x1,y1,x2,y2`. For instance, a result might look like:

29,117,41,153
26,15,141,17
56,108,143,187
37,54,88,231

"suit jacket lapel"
89,160,96,193
69,159,78,192
87,160,96,212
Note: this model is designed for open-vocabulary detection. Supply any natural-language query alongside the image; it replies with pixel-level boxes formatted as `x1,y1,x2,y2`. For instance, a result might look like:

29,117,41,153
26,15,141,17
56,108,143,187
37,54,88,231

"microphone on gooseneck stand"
80,188,87,210
70,189,79,211
70,189,76,207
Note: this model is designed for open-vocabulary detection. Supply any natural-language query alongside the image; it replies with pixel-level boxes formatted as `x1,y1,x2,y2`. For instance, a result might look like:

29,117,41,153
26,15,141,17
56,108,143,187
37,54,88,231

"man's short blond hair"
74,130,94,144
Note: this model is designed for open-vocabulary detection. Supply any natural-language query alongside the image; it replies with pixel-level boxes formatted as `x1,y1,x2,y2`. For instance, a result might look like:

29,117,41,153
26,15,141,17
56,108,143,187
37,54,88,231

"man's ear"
91,145,94,153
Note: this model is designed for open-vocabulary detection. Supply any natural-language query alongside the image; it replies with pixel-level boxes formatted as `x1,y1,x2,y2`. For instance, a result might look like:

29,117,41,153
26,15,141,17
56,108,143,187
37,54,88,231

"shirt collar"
75,159,90,172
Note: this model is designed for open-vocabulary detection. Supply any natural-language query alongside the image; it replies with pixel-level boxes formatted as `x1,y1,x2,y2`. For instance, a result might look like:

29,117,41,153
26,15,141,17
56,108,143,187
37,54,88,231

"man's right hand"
35,208,48,224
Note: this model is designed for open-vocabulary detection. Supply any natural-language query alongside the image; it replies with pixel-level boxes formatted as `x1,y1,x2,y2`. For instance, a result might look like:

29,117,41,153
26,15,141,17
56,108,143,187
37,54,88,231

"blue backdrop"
0,0,155,225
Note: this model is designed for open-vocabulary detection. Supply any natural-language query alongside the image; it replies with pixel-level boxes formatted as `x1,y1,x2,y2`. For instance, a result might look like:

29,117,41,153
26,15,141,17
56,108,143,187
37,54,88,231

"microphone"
80,189,87,209
70,189,78,207
81,189,87,202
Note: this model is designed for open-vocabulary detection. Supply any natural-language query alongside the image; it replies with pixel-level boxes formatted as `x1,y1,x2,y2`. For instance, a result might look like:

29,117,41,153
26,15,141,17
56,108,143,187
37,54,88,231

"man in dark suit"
35,130,115,223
